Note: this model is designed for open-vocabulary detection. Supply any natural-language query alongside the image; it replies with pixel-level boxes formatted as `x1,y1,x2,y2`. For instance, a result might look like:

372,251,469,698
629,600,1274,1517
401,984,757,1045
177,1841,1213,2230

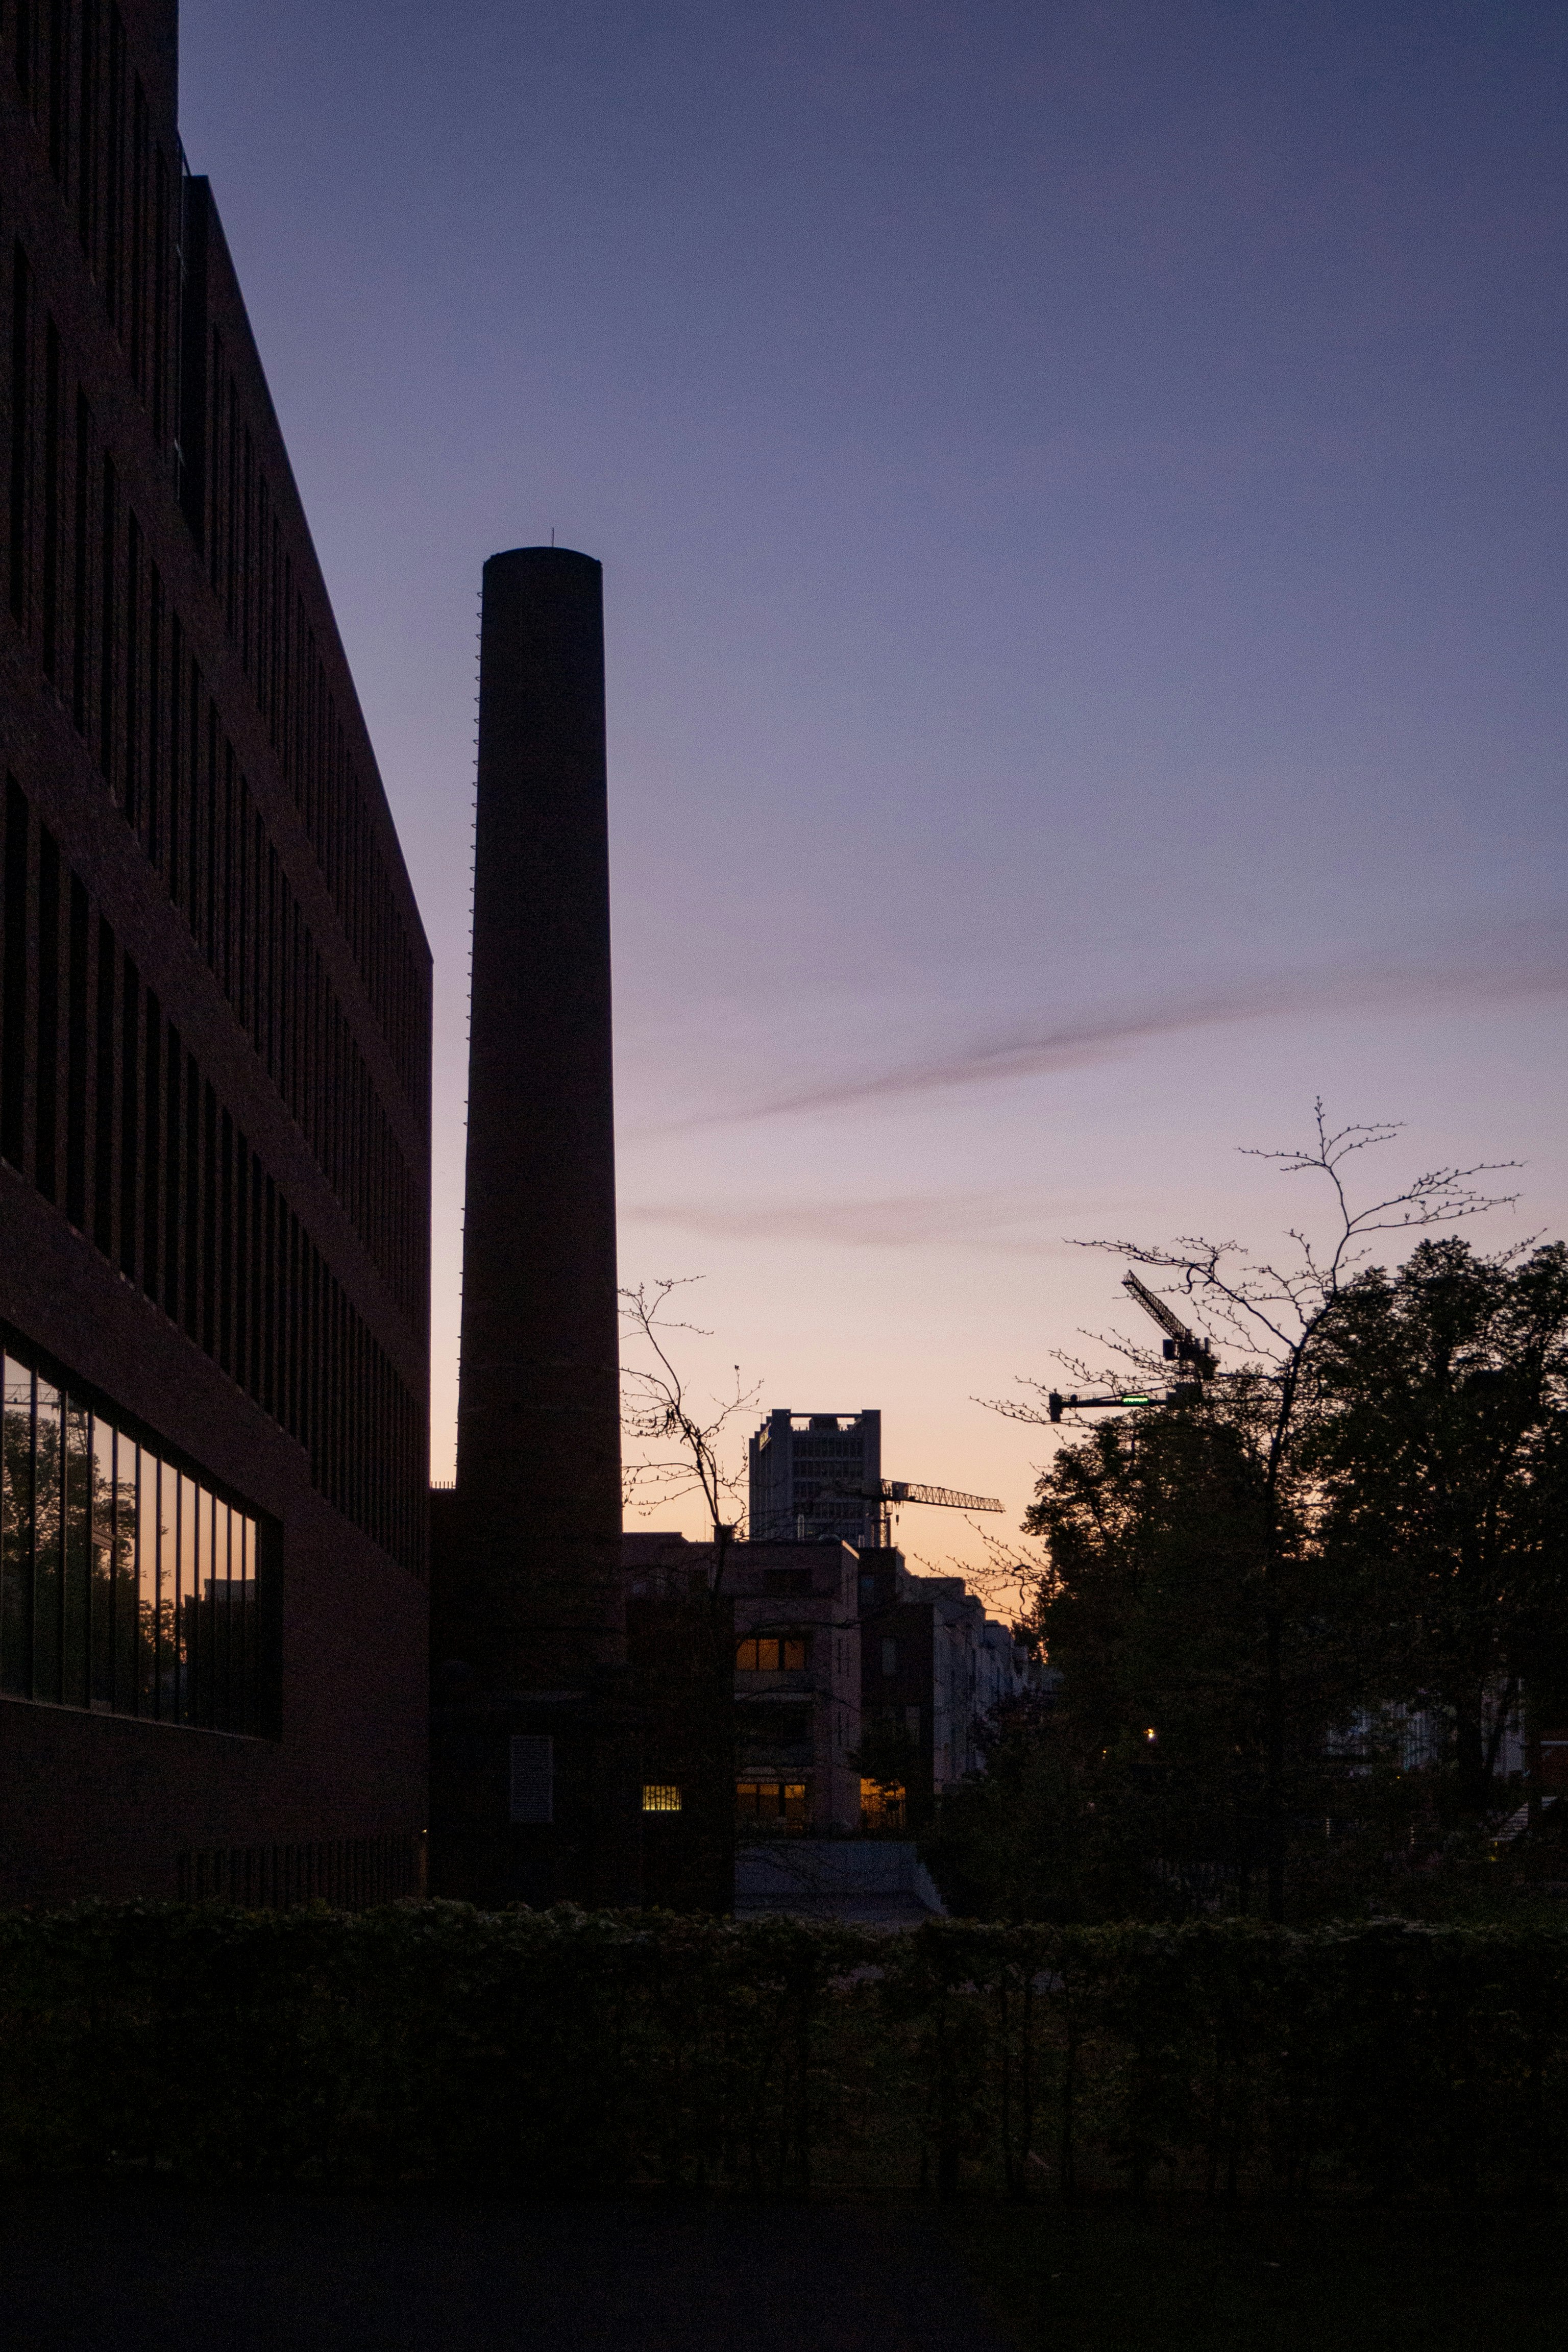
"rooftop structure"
749,1409,883,1547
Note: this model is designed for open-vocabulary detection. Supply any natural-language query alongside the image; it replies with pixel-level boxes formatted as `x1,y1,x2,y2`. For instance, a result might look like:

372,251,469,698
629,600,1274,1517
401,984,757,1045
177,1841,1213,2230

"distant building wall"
748,1409,882,1547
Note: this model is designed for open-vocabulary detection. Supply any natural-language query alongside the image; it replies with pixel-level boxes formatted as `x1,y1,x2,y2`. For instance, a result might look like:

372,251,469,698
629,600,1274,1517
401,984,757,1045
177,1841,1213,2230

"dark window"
40,314,59,679
97,453,116,782
1,780,28,1166
141,990,159,1296
34,828,60,1199
764,1567,812,1596
9,245,30,629
92,915,114,1253
734,1780,808,1830
71,390,90,730
65,874,87,1223
119,953,138,1275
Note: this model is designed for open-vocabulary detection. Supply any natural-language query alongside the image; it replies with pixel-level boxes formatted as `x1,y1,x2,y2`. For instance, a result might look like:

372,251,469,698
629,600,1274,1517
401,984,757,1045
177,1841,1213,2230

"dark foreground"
957,2202,1568,2352
2,2191,1564,2352
0,2191,1009,2352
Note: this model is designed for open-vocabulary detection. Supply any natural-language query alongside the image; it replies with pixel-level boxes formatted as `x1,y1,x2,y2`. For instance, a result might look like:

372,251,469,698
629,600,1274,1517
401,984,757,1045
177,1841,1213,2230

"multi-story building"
730,1539,863,1834
857,1553,1038,1828
625,1531,1037,1855
0,0,432,1904
748,1408,882,1547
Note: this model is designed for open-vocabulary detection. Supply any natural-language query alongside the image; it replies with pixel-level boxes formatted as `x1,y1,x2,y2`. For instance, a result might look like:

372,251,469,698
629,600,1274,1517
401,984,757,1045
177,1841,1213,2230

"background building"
625,1530,1036,1856
856,1553,1038,1829
749,1409,883,1547
0,0,432,1903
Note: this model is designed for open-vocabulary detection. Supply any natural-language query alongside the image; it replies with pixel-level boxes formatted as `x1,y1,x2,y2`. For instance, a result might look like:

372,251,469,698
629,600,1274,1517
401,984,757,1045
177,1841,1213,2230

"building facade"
626,1532,1035,1853
856,1553,1038,1829
0,0,432,1903
748,1409,883,1547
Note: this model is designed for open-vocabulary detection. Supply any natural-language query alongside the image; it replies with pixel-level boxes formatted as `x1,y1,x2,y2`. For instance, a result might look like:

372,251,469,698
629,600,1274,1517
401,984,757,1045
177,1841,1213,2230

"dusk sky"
180,1,1566,1575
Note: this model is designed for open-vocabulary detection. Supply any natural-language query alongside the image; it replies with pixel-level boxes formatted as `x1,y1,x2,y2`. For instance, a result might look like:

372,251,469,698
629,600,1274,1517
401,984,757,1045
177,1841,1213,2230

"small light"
1145,1728,1157,1741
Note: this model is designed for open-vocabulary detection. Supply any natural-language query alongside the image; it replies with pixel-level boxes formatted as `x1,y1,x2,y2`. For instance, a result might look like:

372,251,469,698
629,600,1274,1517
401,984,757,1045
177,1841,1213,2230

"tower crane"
1044,1272,1217,1422
802,1477,1004,1547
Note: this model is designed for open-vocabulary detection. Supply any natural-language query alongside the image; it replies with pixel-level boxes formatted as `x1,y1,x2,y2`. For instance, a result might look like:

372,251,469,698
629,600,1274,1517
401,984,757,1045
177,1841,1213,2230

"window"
881,1637,898,1676
860,1780,906,1830
735,1780,808,1829
508,1735,552,1824
0,1333,275,1731
641,1783,681,1813
736,1634,810,1672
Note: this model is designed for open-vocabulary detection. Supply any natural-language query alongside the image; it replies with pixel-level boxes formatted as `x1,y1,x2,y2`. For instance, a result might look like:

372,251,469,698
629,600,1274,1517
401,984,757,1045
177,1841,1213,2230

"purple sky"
180,0,1567,1563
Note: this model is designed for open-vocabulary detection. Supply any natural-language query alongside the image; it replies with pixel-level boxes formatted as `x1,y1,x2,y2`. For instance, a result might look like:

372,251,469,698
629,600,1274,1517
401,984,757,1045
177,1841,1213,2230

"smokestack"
430,547,634,1904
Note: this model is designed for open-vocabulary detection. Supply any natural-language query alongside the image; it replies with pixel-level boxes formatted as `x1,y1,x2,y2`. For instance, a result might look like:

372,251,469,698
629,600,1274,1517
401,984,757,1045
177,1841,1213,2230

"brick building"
0,0,432,1903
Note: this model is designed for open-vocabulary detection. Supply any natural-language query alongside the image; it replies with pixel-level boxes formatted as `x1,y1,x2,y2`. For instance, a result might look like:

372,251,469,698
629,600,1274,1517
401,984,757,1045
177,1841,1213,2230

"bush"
2,1904,1565,2200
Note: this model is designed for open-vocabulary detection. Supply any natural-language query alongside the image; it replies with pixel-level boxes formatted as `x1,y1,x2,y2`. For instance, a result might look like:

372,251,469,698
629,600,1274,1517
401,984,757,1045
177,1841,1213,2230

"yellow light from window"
642,1783,681,1812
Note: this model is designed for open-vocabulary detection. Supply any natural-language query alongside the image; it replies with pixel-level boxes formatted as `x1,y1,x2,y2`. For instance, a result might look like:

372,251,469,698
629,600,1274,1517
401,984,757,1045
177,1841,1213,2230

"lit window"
642,1784,681,1812
736,1634,810,1672
861,1779,906,1830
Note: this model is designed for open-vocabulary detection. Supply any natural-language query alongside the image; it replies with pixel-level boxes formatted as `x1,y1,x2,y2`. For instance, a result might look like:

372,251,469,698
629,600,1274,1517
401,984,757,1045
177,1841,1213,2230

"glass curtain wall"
0,1343,270,1732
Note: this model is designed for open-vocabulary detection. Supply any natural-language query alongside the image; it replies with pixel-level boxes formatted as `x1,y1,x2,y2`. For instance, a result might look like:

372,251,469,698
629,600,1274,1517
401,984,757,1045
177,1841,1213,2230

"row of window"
9,0,176,449
5,253,426,1323
6,13,429,1106
185,286,429,1106
1,1335,277,1731
0,776,428,1576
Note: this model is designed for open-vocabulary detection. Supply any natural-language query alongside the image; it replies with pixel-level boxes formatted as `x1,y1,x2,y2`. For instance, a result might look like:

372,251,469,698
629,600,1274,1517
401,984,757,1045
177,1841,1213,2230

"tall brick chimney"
430,548,634,1904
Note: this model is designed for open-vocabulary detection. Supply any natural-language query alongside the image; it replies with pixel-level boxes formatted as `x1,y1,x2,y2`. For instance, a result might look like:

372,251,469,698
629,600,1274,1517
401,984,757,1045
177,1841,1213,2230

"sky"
178,0,1567,1581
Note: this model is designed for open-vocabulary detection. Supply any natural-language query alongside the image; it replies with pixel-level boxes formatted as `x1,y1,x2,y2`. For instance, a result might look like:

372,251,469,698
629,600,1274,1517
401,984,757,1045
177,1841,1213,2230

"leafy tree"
984,1105,1515,1919
1311,1237,1568,1814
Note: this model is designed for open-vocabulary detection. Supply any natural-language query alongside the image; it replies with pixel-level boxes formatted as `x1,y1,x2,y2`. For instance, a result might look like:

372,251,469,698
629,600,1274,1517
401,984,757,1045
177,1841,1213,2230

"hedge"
2,1906,1566,2200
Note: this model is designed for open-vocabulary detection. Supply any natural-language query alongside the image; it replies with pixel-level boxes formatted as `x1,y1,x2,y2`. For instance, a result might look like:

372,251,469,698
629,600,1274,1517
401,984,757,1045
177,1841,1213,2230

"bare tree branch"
620,1277,763,1544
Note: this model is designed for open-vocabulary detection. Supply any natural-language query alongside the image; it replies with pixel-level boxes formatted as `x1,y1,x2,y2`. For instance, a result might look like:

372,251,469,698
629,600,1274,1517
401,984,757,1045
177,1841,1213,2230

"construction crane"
1042,1271,1218,1422
881,1480,1002,1513
1120,1271,1217,1379
801,1477,1004,1546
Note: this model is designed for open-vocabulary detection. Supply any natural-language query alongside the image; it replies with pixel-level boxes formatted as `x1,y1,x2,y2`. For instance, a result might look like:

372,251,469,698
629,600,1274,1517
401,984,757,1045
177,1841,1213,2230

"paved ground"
0,2190,1016,2352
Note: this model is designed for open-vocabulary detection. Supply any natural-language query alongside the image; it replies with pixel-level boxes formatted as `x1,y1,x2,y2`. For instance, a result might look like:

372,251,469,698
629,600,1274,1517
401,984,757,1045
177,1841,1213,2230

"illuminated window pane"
861,1779,906,1830
735,1638,758,1671
783,1783,807,1825
1,1357,33,1699
90,1413,115,1708
757,1637,780,1671
782,1636,808,1670
33,1377,62,1700
642,1784,681,1812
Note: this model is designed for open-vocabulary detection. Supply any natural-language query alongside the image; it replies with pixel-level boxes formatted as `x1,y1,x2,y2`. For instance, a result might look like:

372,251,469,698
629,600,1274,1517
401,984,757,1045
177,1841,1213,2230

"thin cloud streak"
622,1191,1080,1253
642,930,1568,1134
